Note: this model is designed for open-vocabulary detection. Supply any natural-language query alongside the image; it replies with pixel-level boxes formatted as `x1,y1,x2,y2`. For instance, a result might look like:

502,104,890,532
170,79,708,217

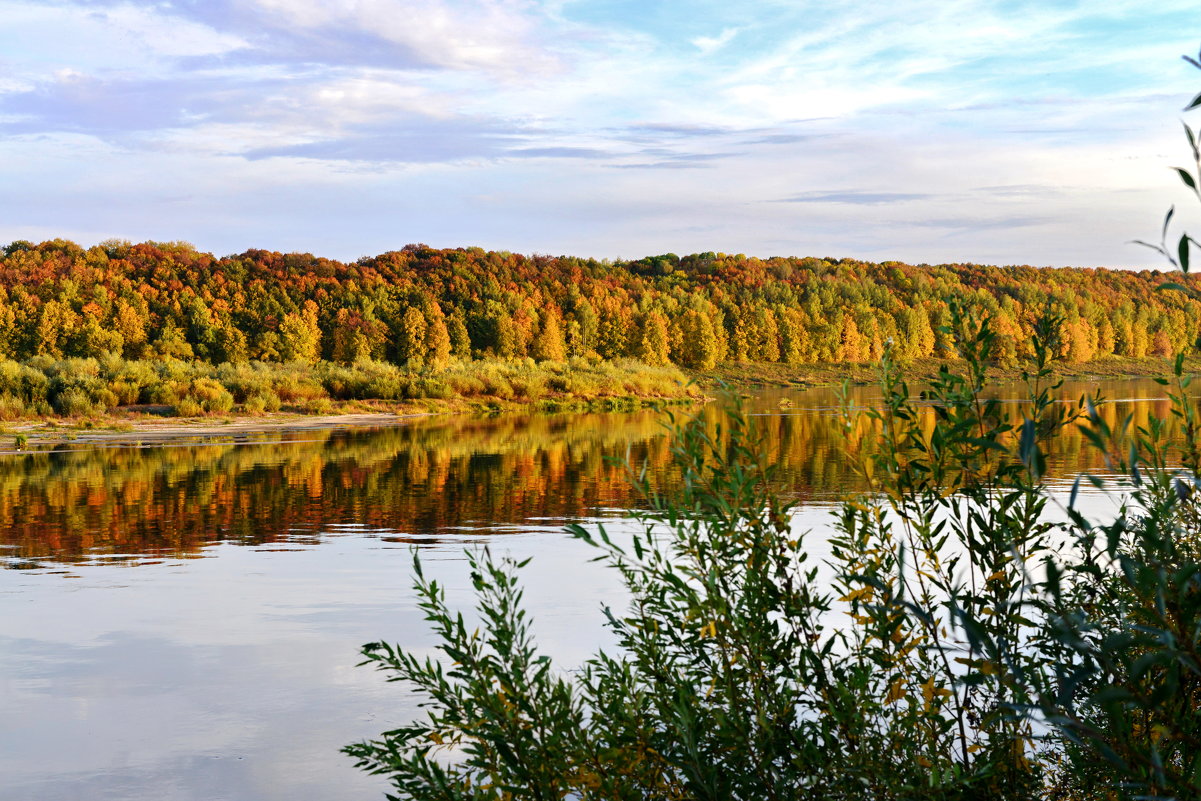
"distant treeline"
1,238,1196,370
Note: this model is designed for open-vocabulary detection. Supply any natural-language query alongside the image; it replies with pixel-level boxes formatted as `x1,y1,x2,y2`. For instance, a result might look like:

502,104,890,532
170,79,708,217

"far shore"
0,354,1192,450
0,392,706,449
693,354,1199,388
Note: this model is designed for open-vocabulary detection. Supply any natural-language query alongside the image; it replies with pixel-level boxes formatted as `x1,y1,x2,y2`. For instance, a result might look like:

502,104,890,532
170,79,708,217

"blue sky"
0,0,1198,267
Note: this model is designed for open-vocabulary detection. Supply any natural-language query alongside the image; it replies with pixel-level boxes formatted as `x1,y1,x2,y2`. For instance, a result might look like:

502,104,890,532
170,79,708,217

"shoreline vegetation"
0,356,705,446
0,353,1191,449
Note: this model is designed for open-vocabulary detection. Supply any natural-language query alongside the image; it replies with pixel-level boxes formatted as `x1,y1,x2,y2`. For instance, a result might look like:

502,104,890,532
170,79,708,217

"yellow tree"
397,306,429,368
279,300,322,364
674,309,720,369
530,306,568,363
421,299,452,369
838,315,864,363
638,311,671,366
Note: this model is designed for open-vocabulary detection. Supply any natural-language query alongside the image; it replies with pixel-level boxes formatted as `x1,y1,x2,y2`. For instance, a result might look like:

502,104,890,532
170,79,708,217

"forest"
0,237,1194,416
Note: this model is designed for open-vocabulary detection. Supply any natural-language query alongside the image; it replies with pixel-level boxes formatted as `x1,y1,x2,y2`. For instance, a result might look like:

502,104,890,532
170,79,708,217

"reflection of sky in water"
0,378,1177,800
2,529,634,801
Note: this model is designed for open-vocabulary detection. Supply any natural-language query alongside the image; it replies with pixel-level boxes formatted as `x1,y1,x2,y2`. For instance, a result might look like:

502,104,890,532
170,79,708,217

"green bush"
47,366,119,415
52,387,101,417
365,372,409,401
0,360,49,403
346,304,1201,801
0,393,27,420
255,390,283,412
507,374,545,401
99,358,157,405
243,395,267,415
174,397,204,417
190,377,234,413
345,307,1044,799
410,378,452,400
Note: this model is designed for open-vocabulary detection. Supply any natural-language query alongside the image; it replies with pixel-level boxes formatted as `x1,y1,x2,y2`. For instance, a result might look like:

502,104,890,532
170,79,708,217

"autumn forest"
0,237,1195,417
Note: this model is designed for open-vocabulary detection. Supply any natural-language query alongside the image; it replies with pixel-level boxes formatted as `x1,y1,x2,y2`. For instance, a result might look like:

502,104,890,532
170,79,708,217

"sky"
0,0,1198,268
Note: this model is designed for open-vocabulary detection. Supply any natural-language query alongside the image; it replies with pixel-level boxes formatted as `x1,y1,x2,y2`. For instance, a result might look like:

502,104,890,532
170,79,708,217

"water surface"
0,378,1173,800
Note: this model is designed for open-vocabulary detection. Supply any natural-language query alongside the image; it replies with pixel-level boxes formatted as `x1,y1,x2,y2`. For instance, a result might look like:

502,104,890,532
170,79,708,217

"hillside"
1,239,1194,371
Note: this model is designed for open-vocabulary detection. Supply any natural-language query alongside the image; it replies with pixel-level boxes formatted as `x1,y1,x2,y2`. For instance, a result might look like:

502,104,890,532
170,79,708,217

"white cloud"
95,4,249,58
691,27,738,54
247,0,560,75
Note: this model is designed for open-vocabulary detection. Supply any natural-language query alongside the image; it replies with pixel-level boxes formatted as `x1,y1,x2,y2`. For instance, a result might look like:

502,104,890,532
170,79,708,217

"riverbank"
0,391,703,448
0,354,1191,448
688,355,1199,388
0,356,705,444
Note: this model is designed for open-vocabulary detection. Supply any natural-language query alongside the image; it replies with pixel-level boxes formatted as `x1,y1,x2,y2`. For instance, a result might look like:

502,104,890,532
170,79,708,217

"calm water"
0,379,1172,800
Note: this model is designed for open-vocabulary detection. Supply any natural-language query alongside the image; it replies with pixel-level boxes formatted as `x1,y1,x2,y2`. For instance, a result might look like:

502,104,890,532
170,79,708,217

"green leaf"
1181,233,1192,273
1175,167,1198,191
1187,90,1201,111
1157,282,1191,293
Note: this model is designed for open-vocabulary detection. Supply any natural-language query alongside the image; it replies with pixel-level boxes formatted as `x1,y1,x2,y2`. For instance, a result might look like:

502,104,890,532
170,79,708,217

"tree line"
2,238,1196,370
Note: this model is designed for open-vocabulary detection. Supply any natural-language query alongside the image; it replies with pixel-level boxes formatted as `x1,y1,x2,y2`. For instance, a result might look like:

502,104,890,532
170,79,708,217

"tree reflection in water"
0,379,1173,567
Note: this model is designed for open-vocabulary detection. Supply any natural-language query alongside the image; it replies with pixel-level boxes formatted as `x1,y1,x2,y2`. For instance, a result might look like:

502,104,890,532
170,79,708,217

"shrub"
507,374,545,401
346,303,1201,801
410,378,452,400
52,387,100,417
0,360,49,403
187,377,235,413
243,395,268,415
304,396,334,415
272,370,325,402
47,364,119,415
444,373,487,396
101,359,157,405
0,393,27,420
479,373,514,400
214,362,271,403
174,397,204,417
365,372,409,401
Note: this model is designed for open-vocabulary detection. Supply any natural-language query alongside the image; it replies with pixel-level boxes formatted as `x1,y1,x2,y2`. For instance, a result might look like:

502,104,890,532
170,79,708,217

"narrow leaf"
1176,167,1198,191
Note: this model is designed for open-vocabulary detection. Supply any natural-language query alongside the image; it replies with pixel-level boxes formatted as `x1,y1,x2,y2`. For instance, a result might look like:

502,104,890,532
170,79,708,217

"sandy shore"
4,412,432,448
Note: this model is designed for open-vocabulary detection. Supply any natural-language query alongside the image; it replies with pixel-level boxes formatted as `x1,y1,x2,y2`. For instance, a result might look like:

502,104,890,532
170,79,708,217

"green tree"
446,308,472,360
154,319,194,360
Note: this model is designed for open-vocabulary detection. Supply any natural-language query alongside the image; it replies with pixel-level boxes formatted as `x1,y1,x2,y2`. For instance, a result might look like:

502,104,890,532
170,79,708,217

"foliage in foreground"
345,305,1201,800
346,48,1201,801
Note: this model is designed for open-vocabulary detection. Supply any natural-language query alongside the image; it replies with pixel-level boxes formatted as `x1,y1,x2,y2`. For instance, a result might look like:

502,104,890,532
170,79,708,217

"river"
0,378,1174,800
